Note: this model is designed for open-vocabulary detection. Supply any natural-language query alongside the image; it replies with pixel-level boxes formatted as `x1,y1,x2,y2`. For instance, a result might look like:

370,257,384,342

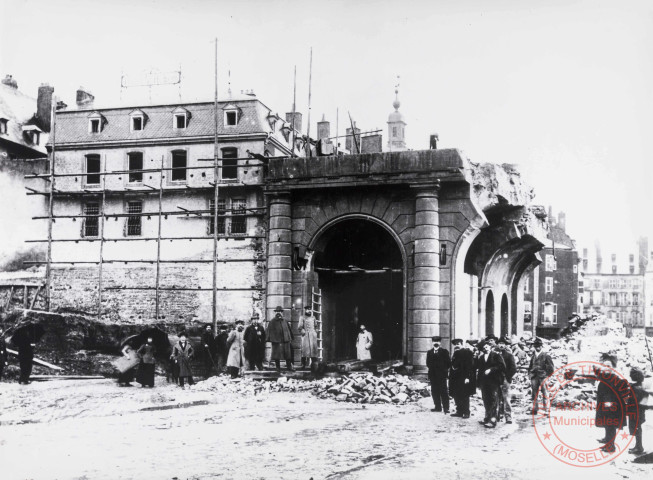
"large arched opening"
310,218,405,362
500,293,509,337
485,290,495,335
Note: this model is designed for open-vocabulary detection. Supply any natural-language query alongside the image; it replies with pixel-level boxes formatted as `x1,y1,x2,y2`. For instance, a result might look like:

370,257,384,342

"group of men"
426,334,554,428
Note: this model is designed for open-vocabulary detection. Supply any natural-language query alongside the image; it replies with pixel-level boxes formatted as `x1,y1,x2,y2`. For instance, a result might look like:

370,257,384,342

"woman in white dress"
356,324,373,360
299,306,319,368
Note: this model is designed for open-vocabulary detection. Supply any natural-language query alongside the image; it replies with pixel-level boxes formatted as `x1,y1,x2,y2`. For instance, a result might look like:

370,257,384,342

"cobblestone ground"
1,378,651,480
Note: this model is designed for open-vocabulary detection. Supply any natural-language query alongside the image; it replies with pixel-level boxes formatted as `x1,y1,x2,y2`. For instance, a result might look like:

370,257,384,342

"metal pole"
335,107,339,155
155,155,164,321
45,105,56,310
306,47,313,158
291,65,296,157
97,157,106,319
212,37,220,332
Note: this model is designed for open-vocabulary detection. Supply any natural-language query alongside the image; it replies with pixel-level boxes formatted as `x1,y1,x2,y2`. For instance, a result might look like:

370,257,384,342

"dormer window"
0,118,7,134
225,110,238,126
223,104,240,127
22,124,43,145
266,112,280,130
172,107,190,129
130,110,146,131
88,112,105,133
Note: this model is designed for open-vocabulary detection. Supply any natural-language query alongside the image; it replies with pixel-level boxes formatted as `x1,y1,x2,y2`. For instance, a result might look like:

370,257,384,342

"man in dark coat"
17,340,35,385
244,313,266,370
476,340,506,428
594,353,627,453
497,337,517,424
449,338,475,418
426,336,451,413
0,330,8,381
528,337,554,415
266,306,294,371
201,325,216,378
215,325,229,373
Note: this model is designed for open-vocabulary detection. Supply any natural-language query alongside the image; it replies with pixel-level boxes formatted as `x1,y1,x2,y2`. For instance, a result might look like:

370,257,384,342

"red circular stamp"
531,360,639,467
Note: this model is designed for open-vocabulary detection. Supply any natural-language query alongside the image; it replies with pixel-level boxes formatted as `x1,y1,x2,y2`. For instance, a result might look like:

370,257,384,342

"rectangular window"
85,155,101,185
523,301,532,323
128,152,143,183
545,277,553,294
83,202,99,237
171,151,187,182
611,254,617,262
593,279,601,289
582,258,588,271
126,201,142,236
609,279,617,289
523,277,529,294
221,148,238,180
90,119,100,133
132,116,143,131
592,291,601,306
629,265,635,274
542,303,557,324
609,292,617,306
545,254,555,271
225,110,238,126
629,254,634,263
230,198,247,235
0,118,7,134
208,198,226,235
612,265,617,274
175,114,186,129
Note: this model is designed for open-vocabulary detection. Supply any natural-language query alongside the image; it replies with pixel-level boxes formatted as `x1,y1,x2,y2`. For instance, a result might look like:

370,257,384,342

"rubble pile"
191,372,430,404
312,372,430,404
511,316,653,408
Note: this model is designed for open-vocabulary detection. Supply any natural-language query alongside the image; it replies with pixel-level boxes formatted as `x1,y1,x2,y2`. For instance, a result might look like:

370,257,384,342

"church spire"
387,77,407,151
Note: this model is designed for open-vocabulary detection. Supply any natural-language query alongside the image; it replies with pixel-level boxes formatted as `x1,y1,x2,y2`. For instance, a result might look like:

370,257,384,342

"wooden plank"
242,370,319,381
337,358,372,373
30,375,104,381
6,348,64,371
371,359,404,374
5,286,14,310
29,285,42,310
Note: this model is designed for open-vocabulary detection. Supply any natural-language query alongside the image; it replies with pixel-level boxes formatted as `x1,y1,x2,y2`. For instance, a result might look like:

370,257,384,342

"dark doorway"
485,290,495,336
314,219,403,362
500,293,509,337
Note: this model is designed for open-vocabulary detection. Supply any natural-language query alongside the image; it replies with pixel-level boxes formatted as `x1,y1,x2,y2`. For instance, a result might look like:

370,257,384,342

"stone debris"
191,371,430,404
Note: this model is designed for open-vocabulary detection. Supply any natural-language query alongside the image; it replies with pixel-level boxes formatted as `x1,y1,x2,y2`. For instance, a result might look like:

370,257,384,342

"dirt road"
1,378,650,479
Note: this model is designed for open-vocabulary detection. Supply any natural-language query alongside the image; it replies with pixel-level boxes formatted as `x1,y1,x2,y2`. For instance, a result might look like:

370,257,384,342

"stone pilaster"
410,186,443,369
266,191,292,324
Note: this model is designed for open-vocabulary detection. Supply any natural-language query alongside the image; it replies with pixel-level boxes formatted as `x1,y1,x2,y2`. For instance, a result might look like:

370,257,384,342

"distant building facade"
523,211,579,337
579,237,647,333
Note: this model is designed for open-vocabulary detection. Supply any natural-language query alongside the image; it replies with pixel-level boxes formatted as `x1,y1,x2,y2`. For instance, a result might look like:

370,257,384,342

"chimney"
317,114,330,141
76,87,95,109
285,112,302,134
56,100,68,111
429,133,439,150
345,123,361,154
557,212,566,232
361,134,382,154
37,84,54,132
1,74,18,89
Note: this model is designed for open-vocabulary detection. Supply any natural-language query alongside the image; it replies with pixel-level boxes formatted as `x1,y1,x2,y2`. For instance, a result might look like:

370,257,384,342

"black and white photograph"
1,0,653,478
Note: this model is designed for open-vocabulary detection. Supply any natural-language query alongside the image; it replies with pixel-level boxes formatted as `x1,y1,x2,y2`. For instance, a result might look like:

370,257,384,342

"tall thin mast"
306,47,313,158
291,65,297,157
212,38,220,332
45,105,56,310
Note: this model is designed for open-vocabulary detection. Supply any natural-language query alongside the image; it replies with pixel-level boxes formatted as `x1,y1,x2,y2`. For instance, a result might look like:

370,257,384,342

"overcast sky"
2,0,652,254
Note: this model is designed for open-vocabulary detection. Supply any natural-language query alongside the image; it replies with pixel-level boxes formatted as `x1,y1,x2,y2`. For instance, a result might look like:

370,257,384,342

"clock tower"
387,87,407,151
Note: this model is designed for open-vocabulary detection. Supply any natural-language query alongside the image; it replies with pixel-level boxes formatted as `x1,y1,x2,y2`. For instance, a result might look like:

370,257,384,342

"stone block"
415,211,439,227
269,202,291,217
412,280,440,296
410,295,440,310
414,238,439,254
410,322,440,338
413,266,438,282
266,269,292,283
269,230,291,243
269,216,291,230
267,282,292,296
414,252,439,267
415,195,439,212
268,242,292,256
360,194,377,215
371,196,392,219
413,224,439,240
267,256,292,269
391,214,414,236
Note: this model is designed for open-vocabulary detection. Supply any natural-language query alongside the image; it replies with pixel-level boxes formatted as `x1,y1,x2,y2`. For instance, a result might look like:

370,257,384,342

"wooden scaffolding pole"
155,155,164,321
212,37,220,332
97,157,107,318
45,105,56,310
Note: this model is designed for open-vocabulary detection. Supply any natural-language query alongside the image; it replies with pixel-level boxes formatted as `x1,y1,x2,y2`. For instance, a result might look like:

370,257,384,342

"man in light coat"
227,321,246,378
356,324,373,360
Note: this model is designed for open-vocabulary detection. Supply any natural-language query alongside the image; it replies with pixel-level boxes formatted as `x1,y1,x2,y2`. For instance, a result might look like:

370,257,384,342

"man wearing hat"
299,306,319,368
201,324,216,378
476,340,506,428
215,324,230,373
244,313,266,371
266,307,294,372
356,324,373,361
426,336,451,413
449,338,475,418
496,337,517,424
528,338,554,415
594,353,626,453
